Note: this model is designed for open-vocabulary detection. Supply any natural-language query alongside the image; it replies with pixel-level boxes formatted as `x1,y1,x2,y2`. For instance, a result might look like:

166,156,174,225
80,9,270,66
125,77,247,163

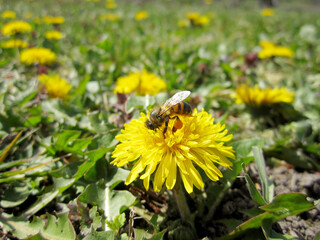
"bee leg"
163,117,169,136
171,116,182,132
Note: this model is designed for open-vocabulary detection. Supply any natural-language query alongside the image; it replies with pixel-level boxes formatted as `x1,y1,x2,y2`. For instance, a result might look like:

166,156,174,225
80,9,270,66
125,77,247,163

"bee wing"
159,91,191,116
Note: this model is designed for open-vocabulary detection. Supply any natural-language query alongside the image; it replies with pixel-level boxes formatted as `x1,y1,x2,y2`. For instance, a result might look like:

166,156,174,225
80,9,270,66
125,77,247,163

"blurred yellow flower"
204,0,212,5
261,8,274,16
39,74,71,99
235,84,295,106
2,39,28,48
1,11,16,19
106,2,116,8
45,30,63,40
185,12,210,27
178,19,190,28
186,12,200,21
43,16,65,25
193,15,210,26
135,11,148,21
24,12,33,19
114,69,166,95
100,13,121,21
111,109,234,194
258,41,294,59
1,20,32,36
20,47,57,66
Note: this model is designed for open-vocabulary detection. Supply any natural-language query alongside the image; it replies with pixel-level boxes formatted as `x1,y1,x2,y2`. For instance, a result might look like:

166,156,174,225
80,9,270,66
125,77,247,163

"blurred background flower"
1,20,32,36
235,84,294,106
39,74,71,99
43,16,65,25
261,8,274,16
2,39,28,48
45,30,63,40
258,41,294,59
1,10,16,19
114,69,166,95
20,47,57,65
135,11,148,21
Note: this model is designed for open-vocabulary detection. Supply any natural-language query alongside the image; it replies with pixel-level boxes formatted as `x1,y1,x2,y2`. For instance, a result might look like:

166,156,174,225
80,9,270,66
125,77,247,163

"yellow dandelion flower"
185,12,210,27
20,47,57,66
114,69,167,96
186,12,200,21
258,47,274,59
106,2,116,9
2,39,28,48
111,108,234,194
193,15,210,26
178,19,190,28
43,16,65,25
24,12,33,19
235,84,295,106
100,13,121,21
2,11,16,19
45,30,63,40
135,11,148,21
39,74,71,99
272,46,294,58
261,8,274,16
1,20,32,36
258,41,294,59
259,40,275,49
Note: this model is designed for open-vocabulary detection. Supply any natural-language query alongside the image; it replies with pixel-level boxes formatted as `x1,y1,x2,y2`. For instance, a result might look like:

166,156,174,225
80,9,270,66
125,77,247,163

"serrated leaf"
82,227,115,240
106,212,126,233
41,213,76,240
0,213,75,240
105,165,130,190
87,111,109,133
218,193,317,240
64,137,92,155
0,213,44,239
108,190,137,219
55,130,81,151
0,183,30,208
21,147,107,217
78,182,106,209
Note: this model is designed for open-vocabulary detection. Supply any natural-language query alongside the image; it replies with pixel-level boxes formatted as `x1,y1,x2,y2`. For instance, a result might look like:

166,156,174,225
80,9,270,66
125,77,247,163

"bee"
145,91,192,134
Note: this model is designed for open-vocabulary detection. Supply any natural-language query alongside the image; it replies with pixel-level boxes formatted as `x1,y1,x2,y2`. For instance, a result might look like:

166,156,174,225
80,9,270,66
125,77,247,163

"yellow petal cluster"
1,11,16,19
43,16,65,25
100,13,121,21
260,8,274,16
39,74,71,99
258,41,294,59
45,30,63,40
111,109,234,194
235,84,295,106
135,11,148,21
114,69,167,96
20,47,57,65
2,39,28,48
1,20,32,36
184,12,210,27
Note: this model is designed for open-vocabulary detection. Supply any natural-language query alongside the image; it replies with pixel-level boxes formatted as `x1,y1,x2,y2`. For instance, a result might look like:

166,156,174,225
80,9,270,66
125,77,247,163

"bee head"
145,120,157,130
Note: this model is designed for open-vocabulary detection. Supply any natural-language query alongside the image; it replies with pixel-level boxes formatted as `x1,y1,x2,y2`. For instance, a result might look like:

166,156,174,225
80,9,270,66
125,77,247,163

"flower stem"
173,174,191,221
